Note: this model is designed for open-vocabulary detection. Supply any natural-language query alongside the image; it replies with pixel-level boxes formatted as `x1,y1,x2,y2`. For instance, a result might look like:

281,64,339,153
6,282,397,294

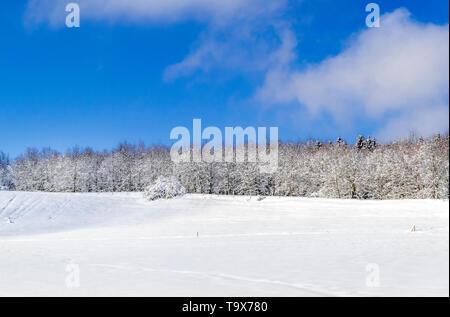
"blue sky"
0,0,448,158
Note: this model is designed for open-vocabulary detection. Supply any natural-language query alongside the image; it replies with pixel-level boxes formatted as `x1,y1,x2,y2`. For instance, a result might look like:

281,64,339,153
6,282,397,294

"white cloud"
164,23,297,81
24,3,449,141
257,9,449,140
24,0,285,26
378,106,449,141
25,0,290,80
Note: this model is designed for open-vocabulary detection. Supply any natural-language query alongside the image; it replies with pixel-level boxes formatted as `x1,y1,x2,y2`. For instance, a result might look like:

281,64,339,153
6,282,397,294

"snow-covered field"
0,191,448,297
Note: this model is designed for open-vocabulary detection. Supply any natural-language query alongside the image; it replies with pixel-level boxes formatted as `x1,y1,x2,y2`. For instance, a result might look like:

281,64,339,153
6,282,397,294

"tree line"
0,134,448,199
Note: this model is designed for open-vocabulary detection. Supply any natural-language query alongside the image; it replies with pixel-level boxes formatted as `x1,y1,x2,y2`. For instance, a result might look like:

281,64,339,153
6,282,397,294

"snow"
0,191,448,297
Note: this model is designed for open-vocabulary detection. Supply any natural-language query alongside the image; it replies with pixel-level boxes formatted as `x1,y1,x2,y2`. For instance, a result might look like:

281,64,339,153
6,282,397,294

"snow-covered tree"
143,176,186,201
4,133,448,200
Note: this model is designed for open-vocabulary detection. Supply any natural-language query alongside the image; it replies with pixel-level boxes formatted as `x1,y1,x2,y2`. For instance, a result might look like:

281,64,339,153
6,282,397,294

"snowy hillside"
0,191,448,296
